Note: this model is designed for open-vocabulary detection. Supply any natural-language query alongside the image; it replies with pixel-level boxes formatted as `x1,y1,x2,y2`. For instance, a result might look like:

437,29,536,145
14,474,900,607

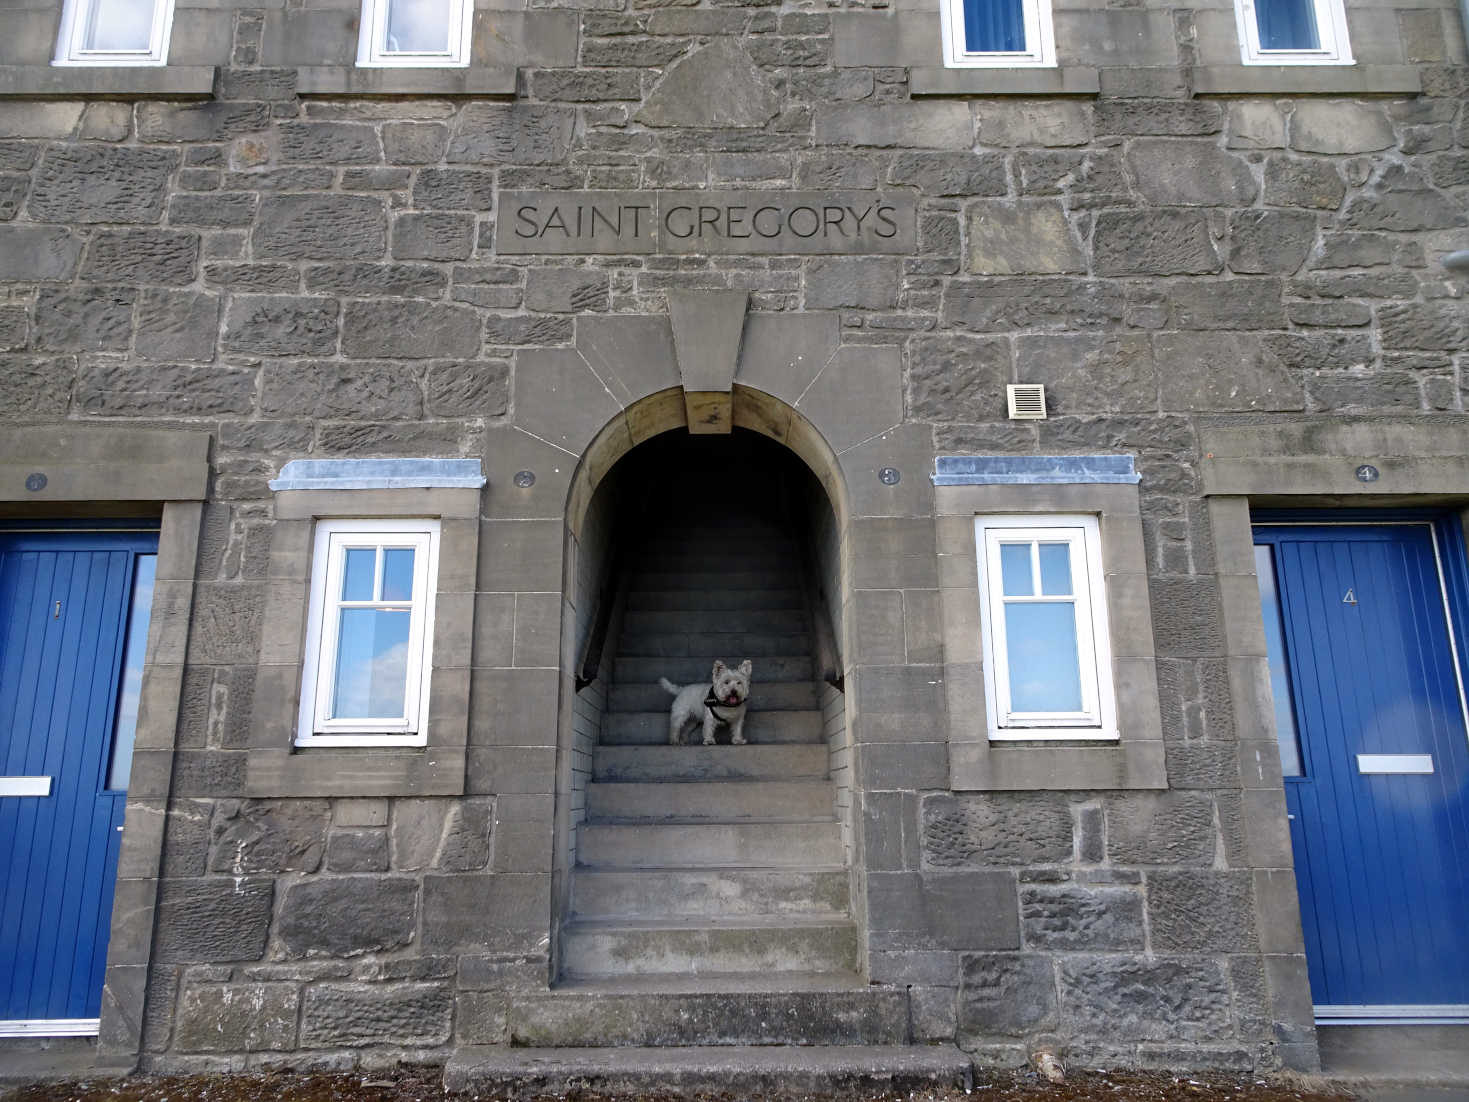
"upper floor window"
1234,0,1352,64
941,0,1056,67
54,0,175,65
358,0,473,66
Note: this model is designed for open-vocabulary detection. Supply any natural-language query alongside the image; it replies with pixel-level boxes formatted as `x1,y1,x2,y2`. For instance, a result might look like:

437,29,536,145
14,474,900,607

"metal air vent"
1007,383,1047,420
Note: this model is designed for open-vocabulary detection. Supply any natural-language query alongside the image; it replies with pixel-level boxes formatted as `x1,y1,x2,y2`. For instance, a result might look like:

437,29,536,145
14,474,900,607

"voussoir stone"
254,195,388,260
278,877,419,957
966,201,1085,275
301,983,452,1047
29,145,177,224
342,300,481,359
637,40,780,128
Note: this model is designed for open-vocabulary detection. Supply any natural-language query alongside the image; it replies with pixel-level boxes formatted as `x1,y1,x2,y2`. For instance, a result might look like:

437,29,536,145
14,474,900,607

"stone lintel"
0,426,210,503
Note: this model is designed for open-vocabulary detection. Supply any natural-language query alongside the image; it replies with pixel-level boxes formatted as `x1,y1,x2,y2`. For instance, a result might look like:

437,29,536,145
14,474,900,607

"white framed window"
975,515,1117,741
297,519,440,747
53,0,176,65
940,0,1055,67
1233,0,1352,64
357,0,473,67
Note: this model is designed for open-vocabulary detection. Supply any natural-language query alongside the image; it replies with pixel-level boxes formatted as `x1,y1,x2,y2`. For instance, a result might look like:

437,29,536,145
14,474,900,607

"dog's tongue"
725,694,739,704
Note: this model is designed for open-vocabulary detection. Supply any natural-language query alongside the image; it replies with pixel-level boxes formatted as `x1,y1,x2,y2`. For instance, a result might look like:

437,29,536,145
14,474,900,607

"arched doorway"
553,401,855,986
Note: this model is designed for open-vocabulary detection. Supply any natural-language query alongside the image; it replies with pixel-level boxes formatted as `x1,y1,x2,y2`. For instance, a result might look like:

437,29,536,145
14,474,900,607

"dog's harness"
704,691,740,725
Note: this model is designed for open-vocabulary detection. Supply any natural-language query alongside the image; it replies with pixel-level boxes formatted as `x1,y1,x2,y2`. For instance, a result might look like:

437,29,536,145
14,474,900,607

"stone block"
1290,102,1394,154
260,362,422,419
392,213,475,262
1167,278,1285,330
254,195,387,260
805,257,900,309
1105,791,1215,866
1094,210,1221,276
0,305,24,351
887,153,1006,197
326,829,389,872
483,313,574,347
137,103,270,144
77,363,255,418
1156,333,1302,412
438,797,494,871
966,201,1084,275
956,953,1057,1038
1021,885,1145,950
525,268,610,313
169,193,259,228
278,122,383,164
906,335,1011,423
1377,302,1469,351
301,983,452,1048
0,101,84,139
0,356,74,419
944,278,1125,332
1013,333,1156,414
222,295,339,357
84,229,199,285
154,878,273,963
29,145,177,224
815,104,973,149
0,225,82,281
174,983,298,1052
34,287,133,351
1147,870,1257,952
1263,331,1373,373
1261,157,1342,210
1127,140,1257,206
637,40,779,129
867,871,1019,951
278,877,418,957
421,873,551,954
1226,102,1286,149
1094,99,1221,136
304,263,445,299
448,104,574,165
342,300,479,359
135,290,220,362
1059,956,1231,1043
426,361,509,417
1341,165,1465,232
0,173,27,220
1228,210,1318,274
207,799,330,874
922,793,1072,867
383,122,449,165
977,102,1090,147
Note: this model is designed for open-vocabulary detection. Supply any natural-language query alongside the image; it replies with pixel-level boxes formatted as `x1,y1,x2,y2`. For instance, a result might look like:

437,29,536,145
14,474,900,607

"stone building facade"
0,0,1466,1084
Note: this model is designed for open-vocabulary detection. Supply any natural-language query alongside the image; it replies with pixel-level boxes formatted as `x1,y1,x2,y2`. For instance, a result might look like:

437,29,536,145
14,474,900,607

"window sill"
1193,64,1421,94
0,65,216,97
296,65,515,96
911,65,1099,96
245,746,465,797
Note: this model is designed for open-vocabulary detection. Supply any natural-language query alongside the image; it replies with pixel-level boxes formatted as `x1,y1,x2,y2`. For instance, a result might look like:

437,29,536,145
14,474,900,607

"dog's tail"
658,677,682,696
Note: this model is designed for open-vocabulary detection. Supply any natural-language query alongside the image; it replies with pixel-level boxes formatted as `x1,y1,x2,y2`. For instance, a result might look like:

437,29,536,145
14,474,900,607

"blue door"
0,528,157,1032
1255,522,1469,1017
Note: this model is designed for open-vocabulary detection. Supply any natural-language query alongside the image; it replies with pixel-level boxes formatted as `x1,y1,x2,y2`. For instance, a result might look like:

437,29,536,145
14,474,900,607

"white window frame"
53,0,176,66
939,0,1056,68
356,0,474,67
1233,0,1353,65
297,518,439,748
975,514,1117,741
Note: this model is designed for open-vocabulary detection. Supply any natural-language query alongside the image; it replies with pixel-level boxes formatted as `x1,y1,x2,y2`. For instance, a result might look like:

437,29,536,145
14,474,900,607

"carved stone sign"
496,191,916,255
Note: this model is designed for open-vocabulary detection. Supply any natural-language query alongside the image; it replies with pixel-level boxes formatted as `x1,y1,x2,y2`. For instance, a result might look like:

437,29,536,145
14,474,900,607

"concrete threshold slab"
1319,1025,1469,1087
444,1044,974,1097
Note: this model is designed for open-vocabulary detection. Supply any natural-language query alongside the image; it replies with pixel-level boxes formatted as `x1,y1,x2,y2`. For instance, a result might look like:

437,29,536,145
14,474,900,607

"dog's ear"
738,659,752,677
712,659,726,677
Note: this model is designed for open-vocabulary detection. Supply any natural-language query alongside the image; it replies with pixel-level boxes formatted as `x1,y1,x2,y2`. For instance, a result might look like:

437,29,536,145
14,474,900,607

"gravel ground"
0,1066,1356,1102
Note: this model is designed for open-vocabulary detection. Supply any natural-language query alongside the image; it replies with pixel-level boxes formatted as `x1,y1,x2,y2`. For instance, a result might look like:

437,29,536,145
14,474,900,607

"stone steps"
624,607,809,635
505,982,907,1047
616,631,811,657
615,654,814,683
571,867,849,919
626,587,806,611
444,1044,974,1097
591,744,829,783
586,779,835,821
578,820,843,868
629,570,802,592
609,679,818,713
560,916,858,978
602,708,822,745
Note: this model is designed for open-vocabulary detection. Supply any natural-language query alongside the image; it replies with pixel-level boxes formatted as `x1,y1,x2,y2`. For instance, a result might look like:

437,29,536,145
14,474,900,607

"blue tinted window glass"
382,548,416,602
1005,601,1083,712
386,0,452,52
1255,0,1320,49
1038,543,1073,596
1254,545,1304,777
333,607,411,718
1000,543,1034,596
106,554,156,790
964,0,1027,51
342,548,376,601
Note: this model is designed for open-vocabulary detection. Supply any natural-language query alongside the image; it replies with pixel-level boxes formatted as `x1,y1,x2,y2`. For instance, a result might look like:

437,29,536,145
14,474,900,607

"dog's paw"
701,735,716,746
731,734,747,745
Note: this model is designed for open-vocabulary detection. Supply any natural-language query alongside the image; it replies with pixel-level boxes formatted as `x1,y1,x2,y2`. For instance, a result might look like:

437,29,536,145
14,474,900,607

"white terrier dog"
660,659,753,746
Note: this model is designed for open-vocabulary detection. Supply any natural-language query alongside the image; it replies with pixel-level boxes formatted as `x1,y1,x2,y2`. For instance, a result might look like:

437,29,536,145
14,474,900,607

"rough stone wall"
0,0,1465,1074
